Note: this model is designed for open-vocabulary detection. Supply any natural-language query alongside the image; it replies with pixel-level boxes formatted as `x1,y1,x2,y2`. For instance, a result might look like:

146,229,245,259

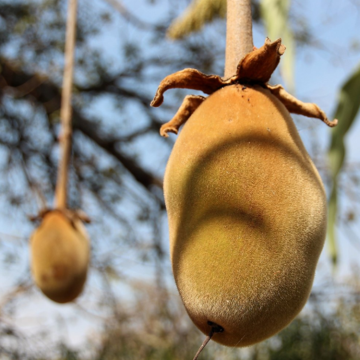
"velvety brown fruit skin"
165,84,327,347
30,210,90,303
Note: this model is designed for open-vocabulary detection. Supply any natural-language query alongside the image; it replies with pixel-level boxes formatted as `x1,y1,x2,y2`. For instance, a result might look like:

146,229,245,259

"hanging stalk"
224,0,253,78
55,0,78,209
192,1,254,358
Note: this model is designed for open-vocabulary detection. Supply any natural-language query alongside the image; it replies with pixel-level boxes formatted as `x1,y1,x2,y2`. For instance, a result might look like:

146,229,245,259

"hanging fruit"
151,37,337,348
31,210,89,303
29,0,90,304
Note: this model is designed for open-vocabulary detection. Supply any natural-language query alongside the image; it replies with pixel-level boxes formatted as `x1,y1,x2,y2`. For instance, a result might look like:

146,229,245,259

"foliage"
167,0,261,39
327,64,360,264
167,0,226,39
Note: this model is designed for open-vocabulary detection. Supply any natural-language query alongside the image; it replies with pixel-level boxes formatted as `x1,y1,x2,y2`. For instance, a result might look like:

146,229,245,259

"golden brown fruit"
152,38,335,348
30,210,90,304
164,84,327,347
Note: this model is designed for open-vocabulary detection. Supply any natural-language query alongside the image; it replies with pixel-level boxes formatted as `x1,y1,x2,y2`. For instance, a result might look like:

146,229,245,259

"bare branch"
72,111,163,191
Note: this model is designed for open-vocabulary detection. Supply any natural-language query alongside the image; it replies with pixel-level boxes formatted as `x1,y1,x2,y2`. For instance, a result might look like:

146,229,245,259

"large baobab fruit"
30,210,89,303
164,84,327,346
151,38,337,347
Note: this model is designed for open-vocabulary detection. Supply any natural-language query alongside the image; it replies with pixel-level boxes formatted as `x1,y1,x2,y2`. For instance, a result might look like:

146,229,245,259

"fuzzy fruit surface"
30,211,89,303
165,84,327,347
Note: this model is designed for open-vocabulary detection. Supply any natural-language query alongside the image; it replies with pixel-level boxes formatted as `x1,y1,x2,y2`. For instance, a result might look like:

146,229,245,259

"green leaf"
260,0,295,91
167,0,226,40
327,184,338,266
328,64,360,177
327,63,360,265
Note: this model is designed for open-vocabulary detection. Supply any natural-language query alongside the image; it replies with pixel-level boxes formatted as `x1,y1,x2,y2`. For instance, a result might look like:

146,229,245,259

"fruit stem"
224,0,254,79
55,0,77,209
192,321,224,360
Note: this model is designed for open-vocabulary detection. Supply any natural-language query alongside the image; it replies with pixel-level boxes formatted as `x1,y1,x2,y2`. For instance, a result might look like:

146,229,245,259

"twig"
224,0,253,78
0,281,33,311
19,152,47,211
55,0,78,208
0,232,26,241
192,321,224,360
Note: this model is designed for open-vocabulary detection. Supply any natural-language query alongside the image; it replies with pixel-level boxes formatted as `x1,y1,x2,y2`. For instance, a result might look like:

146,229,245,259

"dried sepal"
160,95,206,137
267,84,338,127
235,38,286,84
152,37,337,137
151,68,231,107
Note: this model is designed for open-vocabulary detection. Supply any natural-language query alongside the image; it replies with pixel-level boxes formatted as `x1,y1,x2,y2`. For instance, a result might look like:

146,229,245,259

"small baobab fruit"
151,38,337,347
30,209,90,304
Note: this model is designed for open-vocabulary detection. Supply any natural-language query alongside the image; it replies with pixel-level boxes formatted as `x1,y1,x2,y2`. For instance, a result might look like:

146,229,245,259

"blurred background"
0,0,360,358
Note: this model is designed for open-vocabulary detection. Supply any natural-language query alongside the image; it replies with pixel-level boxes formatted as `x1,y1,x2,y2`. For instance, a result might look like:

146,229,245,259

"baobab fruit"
151,38,337,346
164,84,327,346
30,209,89,303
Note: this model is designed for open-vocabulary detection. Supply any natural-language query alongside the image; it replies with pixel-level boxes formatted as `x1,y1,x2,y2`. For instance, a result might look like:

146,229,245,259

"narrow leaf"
327,184,338,266
328,64,360,177
327,63,360,265
167,0,226,40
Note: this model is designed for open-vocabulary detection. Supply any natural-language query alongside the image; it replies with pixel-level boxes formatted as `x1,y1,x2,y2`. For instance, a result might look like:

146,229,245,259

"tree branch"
72,111,163,190
0,58,163,196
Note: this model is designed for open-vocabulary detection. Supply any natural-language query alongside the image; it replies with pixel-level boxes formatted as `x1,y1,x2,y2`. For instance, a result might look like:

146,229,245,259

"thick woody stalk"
224,0,253,78
55,0,77,209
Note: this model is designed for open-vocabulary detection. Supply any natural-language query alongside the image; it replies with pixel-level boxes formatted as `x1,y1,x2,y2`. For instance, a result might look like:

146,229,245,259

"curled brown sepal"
151,37,336,137
151,38,285,109
160,95,206,137
236,37,286,84
267,84,338,128
150,68,233,107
